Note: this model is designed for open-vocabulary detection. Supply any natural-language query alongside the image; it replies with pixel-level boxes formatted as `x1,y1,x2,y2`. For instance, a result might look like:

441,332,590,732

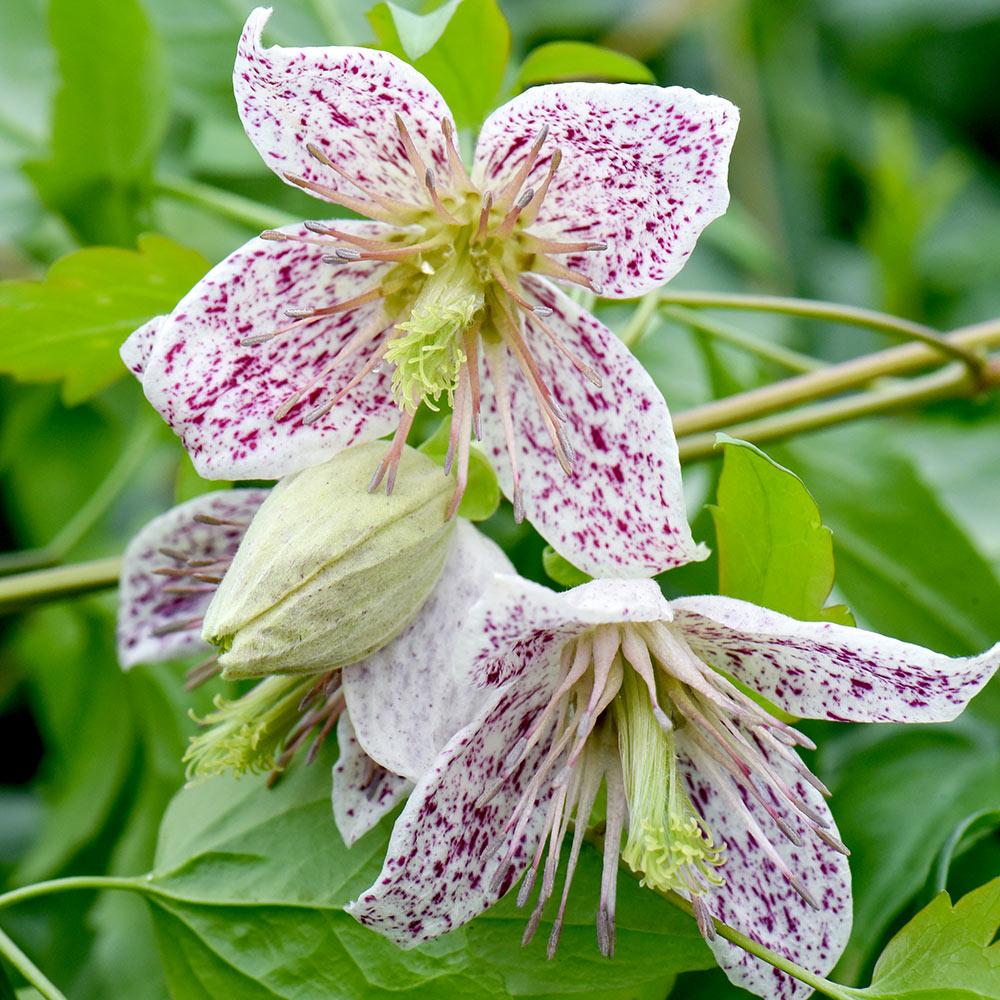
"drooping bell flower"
346,575,1000,1000
116,456,515,843
123,6,738,578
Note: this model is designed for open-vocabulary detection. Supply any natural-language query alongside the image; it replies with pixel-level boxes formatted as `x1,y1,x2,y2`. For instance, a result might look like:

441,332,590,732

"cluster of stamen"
479,620,848,957
253,114,607,518
151,515,345,783
184,668,344,787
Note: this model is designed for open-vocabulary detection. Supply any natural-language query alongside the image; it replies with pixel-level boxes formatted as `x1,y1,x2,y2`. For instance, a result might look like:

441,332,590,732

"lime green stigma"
384,254,484,412
184,674,316,781
614,668,726,897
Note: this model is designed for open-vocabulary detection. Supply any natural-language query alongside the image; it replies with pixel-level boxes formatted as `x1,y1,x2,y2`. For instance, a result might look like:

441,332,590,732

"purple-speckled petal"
479,276,708,578
117,490,268,669
473,84,738,297
332,711,411,847
344,574,667,945
344,676,557,945
343,521,514,781
121,314,163,378
672,595,1000,723
463,575,674,691
236,8,453,210
678,738,852,1000
138,221,399,480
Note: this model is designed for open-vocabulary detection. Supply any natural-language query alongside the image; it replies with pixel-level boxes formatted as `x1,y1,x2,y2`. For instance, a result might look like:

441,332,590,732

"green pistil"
384,247,485,412
614,668,726,896
184,674,314,781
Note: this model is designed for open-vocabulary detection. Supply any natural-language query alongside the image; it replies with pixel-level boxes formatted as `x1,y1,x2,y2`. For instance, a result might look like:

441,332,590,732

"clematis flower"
117,489,513,844
123,6,738,578
346,575,1000,1000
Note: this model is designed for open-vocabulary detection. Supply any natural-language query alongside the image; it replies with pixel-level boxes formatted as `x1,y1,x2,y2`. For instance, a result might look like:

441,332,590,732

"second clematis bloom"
116,453,514,845
346,575,1000,1000
123,6,738,578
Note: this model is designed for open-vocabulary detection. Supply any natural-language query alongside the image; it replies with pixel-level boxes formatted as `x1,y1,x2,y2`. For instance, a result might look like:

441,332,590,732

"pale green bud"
201,441,455,679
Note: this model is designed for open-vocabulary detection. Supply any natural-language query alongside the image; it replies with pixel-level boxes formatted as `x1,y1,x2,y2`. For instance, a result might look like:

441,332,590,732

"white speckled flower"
116,489,513,846
346,575,1000,1000
123,6,738,578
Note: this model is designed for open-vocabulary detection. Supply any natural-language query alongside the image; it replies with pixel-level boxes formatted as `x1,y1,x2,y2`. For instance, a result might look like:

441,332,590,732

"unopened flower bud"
202,441,455,679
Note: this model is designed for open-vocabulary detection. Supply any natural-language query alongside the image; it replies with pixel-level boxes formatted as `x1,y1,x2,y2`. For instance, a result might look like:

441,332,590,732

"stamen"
151,615,203,637
184,654,221,690
493,299,574,473
462,327,483,440
521,149,562,226
483,338,523,521
490,187,534,242
305,141,420,218
473,191,493,245
192,514,249,527
273,310,391,421
692,896,717,940
368,403,419,495
527,235,609,255
597,750,626,958
393,113,430,189
530,253,603,295
496,125,548,209
525,309,603,387
282,171,402,225
488,262,536,313
446,371,474,520
440,118,473,190
424,169,461,224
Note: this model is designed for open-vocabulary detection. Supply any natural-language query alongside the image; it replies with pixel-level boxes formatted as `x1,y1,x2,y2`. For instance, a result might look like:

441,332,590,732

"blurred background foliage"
1,0,999,997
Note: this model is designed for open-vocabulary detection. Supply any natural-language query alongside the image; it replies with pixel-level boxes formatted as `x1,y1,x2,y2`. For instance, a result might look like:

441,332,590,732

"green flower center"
257,117,606,516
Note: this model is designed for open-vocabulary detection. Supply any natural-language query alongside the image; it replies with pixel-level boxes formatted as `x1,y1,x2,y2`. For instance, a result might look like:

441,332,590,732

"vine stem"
659,304,823,374
659,891,859,1000
677,357,999,461
154,175,296,231
0,876,147,913
0,876,150,1000
657,290,986,372
0,418,158,575
0,926,68,1000
671,316,1000,439
0,557,122,614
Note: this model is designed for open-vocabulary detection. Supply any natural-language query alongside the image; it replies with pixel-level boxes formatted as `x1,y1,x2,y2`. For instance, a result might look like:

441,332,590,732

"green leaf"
852,879,1000,999
147,749,713,998
930,810,1000,895
0,235,208,404
710,435,852,623
368,0,510,128
515,41,654,89
418,420,501,521
541,546,593,588
25,0,169,245
777,424,1000,656
821,715,1000,985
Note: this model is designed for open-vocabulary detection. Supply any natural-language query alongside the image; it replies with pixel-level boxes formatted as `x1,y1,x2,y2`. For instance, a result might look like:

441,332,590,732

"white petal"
120,314,163,379
672,595,1000,723
479,277,708,577
345,668,559,945
342,521,514,781
116,490,268,669
678,738,852,1000
473,83,738,297
331,712,411,847
236,8,454,210
139,221,399,480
